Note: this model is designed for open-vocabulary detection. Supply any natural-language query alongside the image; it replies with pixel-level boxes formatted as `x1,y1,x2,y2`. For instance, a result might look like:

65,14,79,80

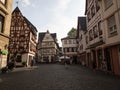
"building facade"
76,17,87,65
99,0,120,75
85,0,103,69
9,7,37,66
61,37,77,64
37,30,59,63
85,0,120,75
0,0,13,69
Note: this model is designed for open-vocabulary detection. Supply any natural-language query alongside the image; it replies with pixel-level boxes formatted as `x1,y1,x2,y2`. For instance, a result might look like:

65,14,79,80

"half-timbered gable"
10,7,30,54
9,7,37,66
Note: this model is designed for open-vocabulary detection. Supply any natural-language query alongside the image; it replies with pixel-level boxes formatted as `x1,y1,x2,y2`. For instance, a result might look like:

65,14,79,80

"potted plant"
1,67,8,74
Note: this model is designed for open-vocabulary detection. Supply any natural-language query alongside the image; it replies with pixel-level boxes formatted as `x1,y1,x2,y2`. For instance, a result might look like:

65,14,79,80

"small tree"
67,27,77,38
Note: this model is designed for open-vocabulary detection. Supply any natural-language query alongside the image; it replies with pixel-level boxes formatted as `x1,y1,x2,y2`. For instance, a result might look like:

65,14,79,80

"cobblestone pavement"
0,64,120,90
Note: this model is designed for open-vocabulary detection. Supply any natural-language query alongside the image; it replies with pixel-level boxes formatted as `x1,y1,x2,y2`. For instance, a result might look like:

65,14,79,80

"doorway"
104,48,112,71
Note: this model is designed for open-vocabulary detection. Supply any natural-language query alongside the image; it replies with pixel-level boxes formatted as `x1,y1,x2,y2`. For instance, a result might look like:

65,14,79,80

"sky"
13,0,86,46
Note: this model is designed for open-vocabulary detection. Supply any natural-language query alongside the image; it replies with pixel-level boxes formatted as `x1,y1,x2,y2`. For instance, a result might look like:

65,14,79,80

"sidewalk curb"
0,66,38,74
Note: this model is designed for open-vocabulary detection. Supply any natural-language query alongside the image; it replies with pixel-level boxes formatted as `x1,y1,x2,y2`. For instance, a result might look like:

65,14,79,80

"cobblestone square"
0,64,120,90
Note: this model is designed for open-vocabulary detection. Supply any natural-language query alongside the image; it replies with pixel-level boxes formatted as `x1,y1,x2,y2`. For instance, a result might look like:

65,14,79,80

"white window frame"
107,15,117,34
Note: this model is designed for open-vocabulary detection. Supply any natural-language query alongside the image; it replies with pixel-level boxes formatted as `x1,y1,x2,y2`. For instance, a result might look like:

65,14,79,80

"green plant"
1,50,8,55
22,61,27,66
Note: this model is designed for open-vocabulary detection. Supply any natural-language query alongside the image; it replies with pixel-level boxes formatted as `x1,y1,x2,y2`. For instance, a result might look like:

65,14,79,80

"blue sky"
13,0,86,46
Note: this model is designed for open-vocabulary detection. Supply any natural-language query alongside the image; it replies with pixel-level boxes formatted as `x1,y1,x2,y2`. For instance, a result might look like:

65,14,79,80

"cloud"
52,0,71,13
22,0,31,7
57,0,71,10
38,0,75,46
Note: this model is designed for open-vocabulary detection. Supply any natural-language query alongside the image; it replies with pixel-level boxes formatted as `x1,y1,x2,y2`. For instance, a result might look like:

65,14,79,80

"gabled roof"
78,17,87,31
76,17,87,38
38,32,46,42
24,16,37,34
12,7,38,35
51,33,56,39
38,32,56,42
12,7,21,14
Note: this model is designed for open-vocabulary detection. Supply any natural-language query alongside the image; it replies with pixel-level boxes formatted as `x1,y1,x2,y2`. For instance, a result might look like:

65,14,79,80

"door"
104,48,112,71
92,50,97,69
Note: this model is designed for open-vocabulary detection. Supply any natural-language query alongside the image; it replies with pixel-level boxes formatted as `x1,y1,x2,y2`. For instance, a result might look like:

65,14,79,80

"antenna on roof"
16,0,19,6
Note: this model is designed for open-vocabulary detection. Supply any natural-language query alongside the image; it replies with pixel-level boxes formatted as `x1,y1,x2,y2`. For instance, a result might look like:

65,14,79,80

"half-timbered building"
61,36,77,64
37,30,59,63
9,7,37,66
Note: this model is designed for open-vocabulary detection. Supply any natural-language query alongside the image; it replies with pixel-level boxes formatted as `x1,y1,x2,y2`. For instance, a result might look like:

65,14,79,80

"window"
98,21,102,35
64,40,67,44
73,40,76,44
104,0,113,9
107,15,117,35
11,22,15,26
80,45,83,51
63,48,65,52
69,40,71,44
69,48,72,52
74,48,77,52
0,0,6,4
16,56,22,62
95,0,100,12
86,36,88,44
46,36,49,39
20,31,25,36
91,5,95,17
0,15,4,33
87,11,91,22
64,48,67,53
89,30,93,41
72,48,74,52
67,48,69,52
93,25,98,38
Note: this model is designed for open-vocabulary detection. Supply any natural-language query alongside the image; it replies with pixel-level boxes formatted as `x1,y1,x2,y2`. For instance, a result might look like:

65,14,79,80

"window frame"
107,15,117,35
0,15,4,33
98,21,102,35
